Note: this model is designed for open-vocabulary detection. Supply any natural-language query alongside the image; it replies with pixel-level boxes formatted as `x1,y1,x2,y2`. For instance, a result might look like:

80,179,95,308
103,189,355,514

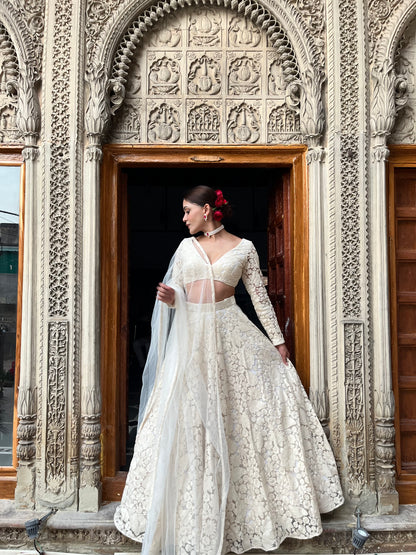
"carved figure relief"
0,23,20,143
188,54,221,95
228,55,261,95
187,103,220,142
107,5,303,144
227,102,260,143
228,15,261,48
390,18,416,144
148,55,181,95
147,102,181,142
189,9,222,47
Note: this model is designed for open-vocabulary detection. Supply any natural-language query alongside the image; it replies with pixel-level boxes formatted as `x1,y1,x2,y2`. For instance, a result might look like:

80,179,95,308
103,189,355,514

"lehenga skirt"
114,296,344,554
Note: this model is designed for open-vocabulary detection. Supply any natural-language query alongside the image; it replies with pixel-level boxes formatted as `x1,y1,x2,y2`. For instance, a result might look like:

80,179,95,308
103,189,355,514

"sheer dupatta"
137,240,231,555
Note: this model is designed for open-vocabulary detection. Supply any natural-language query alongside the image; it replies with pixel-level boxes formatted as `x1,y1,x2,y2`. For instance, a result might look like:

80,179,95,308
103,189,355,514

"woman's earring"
204,214,207,221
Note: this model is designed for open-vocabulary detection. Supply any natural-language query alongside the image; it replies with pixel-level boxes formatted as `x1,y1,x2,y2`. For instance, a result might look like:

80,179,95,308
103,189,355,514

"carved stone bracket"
86,62,111,145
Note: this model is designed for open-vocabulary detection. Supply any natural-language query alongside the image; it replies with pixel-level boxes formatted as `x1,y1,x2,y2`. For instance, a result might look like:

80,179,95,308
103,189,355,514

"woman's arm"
241,243,289,364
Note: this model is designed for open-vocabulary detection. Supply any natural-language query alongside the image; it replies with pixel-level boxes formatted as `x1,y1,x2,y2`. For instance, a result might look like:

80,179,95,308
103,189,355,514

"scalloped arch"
0,2,39,77
373,0,416,67
91,0,320,78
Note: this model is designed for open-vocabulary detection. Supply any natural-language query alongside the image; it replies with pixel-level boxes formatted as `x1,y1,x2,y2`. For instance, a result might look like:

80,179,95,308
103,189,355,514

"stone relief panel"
390,17,416,144
107,6,302,144
0,22,20,143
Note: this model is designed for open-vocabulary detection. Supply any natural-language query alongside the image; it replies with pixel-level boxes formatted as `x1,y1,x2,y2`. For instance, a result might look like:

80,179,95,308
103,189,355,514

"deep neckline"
192,237,245,266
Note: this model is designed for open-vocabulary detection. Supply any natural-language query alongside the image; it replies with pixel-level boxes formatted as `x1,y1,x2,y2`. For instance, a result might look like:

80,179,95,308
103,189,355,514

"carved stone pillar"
299,67,329,433
78,63,111,511
370,60,399,514
306,145,329,435
14,66,40,509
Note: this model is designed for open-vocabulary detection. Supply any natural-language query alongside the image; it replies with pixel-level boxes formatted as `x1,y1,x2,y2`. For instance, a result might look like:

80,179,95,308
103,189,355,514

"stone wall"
0,0,414,516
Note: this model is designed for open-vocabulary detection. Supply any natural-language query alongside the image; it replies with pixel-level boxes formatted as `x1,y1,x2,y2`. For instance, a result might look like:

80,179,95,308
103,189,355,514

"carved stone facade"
0,0,416,537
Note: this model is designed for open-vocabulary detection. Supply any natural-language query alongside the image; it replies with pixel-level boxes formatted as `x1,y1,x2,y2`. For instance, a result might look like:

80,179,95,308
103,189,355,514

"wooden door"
389,164,416,503
268,172,293,359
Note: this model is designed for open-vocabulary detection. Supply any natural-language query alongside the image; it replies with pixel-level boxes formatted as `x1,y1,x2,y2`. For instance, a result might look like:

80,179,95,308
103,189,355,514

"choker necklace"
204,224,224,238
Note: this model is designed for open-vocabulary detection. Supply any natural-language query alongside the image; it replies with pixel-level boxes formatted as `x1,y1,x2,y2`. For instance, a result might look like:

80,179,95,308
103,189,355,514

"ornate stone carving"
187,102,220,142
46,321,69,495
148,55,181,95
16,386,37,462
0,22,20,143
374,390,397,499
371,60,397,138
344,323,366,498
80,387,102,491
108,101,141,142
148,16,182,48
227,101,260,143
86,0,124,56
267,103,300,143
107,0,300,115
228,55,261,95
147,101,181,142
228,14,261,48
368,0,402,61
188,53,221,95
3,0,45,70
86,62,112,141
105,6,306,145
189,8,222,47
299,67,324,142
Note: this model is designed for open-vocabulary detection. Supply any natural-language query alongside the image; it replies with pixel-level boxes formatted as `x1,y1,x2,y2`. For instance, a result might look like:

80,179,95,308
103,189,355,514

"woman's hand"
276,343,290,366
156,283,175,306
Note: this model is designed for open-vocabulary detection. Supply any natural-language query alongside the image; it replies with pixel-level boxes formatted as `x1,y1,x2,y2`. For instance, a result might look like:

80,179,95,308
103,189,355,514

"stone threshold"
0,501,416,553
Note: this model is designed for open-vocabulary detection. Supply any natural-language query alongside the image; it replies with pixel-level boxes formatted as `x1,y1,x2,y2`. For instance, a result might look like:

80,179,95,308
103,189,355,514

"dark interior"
122,166,284,468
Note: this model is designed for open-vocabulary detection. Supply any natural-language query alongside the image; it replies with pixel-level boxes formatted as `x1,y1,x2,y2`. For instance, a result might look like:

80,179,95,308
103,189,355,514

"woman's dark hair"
183,185,232,220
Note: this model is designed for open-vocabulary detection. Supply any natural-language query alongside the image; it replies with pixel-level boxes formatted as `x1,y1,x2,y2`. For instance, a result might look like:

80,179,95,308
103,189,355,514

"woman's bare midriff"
186,280,235,303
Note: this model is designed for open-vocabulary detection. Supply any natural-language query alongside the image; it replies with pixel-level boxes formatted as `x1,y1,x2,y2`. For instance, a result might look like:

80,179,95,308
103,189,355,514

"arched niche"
86,0,325,145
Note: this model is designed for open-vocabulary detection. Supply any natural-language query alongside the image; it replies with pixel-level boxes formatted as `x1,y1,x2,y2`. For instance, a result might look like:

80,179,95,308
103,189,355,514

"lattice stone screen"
108,5,302,144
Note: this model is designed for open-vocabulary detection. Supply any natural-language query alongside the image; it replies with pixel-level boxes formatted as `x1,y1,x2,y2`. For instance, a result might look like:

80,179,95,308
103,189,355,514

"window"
0,149,23,498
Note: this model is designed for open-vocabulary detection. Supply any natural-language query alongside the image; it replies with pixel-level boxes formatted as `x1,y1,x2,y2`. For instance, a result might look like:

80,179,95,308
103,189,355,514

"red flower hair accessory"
213,210,223,221
214,189,228,208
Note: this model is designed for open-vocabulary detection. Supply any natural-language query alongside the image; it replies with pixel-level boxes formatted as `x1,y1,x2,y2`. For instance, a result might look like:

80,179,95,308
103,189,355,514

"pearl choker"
204,225,224,237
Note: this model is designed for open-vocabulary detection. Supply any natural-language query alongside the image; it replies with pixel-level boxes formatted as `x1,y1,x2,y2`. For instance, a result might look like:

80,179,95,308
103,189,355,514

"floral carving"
148,102,181,142
228,55,261,95
46,322,68,494
368,0,402,60
189,8,221,47
267,104,300,143
344,323,366,498
108,1,300,115
187,103,220,142
188,54,221,95
228,15,261,47
227,102,260,143
148,55,181,96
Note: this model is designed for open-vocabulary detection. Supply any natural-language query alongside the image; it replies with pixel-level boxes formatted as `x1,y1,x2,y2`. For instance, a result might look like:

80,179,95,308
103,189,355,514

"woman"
114,186,344,555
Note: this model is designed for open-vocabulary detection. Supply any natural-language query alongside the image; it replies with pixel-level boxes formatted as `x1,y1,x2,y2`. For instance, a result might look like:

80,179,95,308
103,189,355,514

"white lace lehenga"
114,237,344,555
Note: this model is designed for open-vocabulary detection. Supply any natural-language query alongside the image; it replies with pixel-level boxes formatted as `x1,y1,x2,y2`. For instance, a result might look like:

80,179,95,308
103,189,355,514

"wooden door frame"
388,145,416,503
100,144,309,500
0,146,24,498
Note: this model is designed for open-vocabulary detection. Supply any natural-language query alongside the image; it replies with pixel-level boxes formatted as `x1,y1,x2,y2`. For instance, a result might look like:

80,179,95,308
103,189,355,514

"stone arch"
0,3,41,143
86,0,325,143
372,0,416,69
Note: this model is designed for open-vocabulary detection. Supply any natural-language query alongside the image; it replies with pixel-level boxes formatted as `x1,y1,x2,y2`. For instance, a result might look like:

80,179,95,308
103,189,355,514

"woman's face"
183,199,205,235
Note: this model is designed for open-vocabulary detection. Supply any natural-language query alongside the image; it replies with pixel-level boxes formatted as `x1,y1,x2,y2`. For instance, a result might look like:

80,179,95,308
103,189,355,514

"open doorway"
100,144,308,500
122,166,292,470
